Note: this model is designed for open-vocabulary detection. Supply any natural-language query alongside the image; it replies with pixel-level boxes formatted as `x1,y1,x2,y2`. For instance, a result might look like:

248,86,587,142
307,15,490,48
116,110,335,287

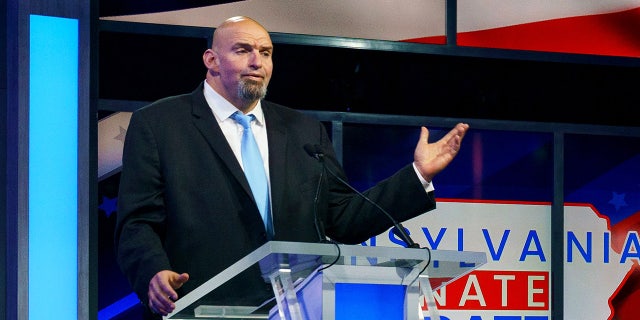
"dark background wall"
98,30,640,127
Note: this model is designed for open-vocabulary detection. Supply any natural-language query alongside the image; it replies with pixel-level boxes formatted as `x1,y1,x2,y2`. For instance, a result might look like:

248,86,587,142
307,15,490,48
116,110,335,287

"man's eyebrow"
232,41,272,51
232,42,252,49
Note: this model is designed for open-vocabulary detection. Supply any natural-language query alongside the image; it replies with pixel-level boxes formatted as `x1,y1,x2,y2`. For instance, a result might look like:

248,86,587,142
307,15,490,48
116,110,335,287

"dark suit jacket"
115,83,436,308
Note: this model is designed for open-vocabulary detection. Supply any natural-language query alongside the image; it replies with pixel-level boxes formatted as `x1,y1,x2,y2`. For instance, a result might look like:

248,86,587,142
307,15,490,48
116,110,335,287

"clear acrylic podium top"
165,241,486,320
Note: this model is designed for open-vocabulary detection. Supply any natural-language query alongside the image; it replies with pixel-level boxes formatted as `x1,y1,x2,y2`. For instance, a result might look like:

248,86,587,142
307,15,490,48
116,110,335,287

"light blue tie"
230,111,273,238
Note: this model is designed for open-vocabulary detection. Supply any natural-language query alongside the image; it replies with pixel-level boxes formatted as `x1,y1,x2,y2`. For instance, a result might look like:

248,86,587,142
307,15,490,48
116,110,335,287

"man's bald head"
212,16,270,50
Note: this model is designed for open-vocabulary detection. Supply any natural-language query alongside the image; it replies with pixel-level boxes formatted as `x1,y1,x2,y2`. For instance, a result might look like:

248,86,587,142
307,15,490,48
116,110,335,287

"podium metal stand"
165,241,486,320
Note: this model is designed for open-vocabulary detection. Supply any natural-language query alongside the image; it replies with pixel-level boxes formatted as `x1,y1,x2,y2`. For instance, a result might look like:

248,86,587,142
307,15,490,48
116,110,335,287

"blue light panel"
335,283,405,319
29,14,79,320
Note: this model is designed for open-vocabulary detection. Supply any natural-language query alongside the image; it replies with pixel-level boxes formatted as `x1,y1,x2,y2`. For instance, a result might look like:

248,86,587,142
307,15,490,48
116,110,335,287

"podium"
165,241,486,320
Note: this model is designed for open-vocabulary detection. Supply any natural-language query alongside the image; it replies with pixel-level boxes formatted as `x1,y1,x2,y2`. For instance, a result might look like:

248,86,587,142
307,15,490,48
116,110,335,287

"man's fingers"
149,293,175,316
420,126,429,142
166,273,189,300
148,271,184,315
174,272,190,287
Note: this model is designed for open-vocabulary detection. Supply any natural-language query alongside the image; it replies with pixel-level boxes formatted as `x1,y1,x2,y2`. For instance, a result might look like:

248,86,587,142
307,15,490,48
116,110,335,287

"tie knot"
230,111,255,129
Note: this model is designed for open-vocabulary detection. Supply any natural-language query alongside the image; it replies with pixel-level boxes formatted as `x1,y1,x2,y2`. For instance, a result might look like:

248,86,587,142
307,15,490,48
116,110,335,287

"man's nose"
249,51,262,68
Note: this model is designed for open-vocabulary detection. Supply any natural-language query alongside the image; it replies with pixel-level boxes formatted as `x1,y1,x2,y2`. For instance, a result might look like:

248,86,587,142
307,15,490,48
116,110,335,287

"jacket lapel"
189,85,254,199
262,101,287,222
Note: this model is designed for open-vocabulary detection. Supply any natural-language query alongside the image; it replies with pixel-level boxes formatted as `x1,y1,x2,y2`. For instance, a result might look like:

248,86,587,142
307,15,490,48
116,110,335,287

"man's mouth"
244,74,263,81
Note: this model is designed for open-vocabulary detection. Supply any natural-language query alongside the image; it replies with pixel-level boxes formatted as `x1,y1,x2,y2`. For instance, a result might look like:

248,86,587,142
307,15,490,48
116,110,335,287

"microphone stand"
304,144,421,249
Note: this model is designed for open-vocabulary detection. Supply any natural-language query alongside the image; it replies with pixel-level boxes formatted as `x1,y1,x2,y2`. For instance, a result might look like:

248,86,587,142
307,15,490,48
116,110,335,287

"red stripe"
405,6,640,58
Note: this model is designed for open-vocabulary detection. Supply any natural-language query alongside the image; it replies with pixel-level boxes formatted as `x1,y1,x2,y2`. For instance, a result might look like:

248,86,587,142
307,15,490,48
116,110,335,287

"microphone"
303,143,420,248
304,144,329,243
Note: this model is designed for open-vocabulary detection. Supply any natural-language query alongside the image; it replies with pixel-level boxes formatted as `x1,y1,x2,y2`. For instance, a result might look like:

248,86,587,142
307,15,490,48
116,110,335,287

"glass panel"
564,134,640,319
342,123,554,201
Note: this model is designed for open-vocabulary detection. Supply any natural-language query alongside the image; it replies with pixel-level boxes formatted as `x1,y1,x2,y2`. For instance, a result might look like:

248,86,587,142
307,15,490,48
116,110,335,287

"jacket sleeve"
114,109,172,304
321,146,437,245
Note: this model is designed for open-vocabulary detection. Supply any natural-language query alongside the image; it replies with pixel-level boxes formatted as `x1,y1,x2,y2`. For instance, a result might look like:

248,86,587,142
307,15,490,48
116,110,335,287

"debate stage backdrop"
96,1,640,319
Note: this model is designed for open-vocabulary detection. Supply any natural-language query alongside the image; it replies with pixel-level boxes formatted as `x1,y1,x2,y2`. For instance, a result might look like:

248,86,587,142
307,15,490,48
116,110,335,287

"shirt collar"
203,80,265,125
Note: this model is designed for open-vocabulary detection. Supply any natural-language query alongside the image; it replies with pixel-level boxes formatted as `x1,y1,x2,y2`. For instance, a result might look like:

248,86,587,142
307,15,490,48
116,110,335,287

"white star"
114,126,127,142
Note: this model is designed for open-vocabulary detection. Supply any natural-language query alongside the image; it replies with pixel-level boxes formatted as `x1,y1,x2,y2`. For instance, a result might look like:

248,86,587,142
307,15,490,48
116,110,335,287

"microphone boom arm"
304,143,420,248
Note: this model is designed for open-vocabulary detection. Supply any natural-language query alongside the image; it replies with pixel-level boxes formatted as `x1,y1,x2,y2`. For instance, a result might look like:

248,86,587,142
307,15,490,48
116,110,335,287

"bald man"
115,16,468,318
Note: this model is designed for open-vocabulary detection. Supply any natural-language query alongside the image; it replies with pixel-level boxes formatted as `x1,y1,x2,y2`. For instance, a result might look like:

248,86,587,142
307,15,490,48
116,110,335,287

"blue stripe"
98,293,140,320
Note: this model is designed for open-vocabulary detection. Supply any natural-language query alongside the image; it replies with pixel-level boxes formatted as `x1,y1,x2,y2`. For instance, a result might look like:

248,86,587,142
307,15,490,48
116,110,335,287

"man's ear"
202,49,219,71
